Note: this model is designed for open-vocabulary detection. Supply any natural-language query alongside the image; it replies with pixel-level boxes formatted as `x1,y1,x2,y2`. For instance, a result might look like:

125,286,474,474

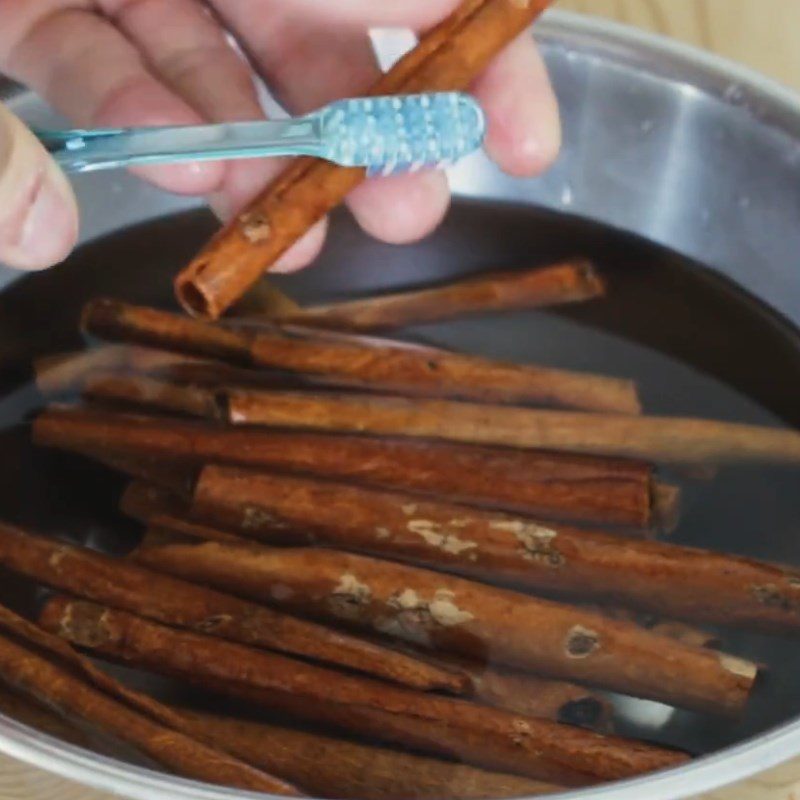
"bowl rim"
3,10,800,800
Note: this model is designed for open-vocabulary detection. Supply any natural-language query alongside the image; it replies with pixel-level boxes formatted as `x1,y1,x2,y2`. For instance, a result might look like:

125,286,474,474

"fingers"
218,0,451,246
211,2,380,115
472,32,561,177
101,0,325,270
2,5,222,194
347,171,450,245
0,105,78,270
99,0,261,124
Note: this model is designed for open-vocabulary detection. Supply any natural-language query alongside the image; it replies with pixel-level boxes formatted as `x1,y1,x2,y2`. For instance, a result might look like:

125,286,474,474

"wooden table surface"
558,0,800,92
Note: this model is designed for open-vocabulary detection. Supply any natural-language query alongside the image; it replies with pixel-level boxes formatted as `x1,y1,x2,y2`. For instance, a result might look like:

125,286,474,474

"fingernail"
10,168,78,270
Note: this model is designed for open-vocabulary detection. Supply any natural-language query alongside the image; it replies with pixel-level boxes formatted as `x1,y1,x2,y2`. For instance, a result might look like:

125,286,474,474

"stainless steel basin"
1,10,800,800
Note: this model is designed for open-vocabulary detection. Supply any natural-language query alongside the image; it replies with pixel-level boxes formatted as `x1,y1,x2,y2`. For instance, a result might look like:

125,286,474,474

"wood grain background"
557,1,800,91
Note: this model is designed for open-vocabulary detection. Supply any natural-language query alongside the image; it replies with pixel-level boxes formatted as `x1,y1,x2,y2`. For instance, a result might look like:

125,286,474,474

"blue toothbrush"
34,92,486,178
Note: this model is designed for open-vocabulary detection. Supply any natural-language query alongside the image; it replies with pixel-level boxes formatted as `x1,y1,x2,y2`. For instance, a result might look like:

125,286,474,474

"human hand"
0,1,560,272
0,103,78,270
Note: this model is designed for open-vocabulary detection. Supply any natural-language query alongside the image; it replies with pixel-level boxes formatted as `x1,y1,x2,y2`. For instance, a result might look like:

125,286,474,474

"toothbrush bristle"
321,92,485,176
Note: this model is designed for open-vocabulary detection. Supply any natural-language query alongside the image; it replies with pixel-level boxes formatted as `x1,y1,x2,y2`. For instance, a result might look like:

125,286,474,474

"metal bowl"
2,10,800,800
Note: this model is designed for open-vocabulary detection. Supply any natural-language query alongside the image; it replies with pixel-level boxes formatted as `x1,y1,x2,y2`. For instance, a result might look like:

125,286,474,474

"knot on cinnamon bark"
376,588,475,646
406,519,478,557
750,583,800,613
565,626,600,659
491,521,565,567
239,211,272,244
328,574,372,621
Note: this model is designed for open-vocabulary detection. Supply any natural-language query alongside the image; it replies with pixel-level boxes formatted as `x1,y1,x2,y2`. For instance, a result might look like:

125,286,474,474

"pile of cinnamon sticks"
0,255,795,797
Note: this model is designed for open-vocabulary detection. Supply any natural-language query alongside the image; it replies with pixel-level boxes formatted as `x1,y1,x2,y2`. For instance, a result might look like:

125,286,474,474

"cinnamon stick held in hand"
0,522,466,694
35,406,658,529
81,299,641,413
175,0,558,319
41,596,689,786
245,259,606,332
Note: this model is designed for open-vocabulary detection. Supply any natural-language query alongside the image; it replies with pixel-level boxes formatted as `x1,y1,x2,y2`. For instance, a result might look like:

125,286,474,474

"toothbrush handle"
35,119,325,174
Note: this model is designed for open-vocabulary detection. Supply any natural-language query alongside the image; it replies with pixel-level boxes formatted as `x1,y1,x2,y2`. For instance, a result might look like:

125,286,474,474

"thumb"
0,104,79,271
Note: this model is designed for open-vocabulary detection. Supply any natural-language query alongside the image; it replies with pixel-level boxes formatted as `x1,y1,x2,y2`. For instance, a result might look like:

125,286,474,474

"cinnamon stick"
77,447,198,497
85,372,226,419
36,344,327,395
122,482,242,542
218,388,800,466
582,606,719,650
187,466,800,635
82,300,641,413
35,345,133,396
42,596,688,785
360,632,613,729
131,522,610,728
0,522,467,693
0,684,97,750
254,260,606,332
175,0,558,319
128,536,756,713
134,518,713,656
36,406,656,528
0,602,299,793
181,709,563,800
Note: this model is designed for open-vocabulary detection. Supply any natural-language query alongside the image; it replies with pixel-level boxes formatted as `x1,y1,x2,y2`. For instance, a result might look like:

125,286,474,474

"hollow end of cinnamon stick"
178,275,217,319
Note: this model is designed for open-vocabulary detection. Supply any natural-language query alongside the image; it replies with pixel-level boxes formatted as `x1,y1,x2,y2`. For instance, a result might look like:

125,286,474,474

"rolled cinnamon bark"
35,345,133,396
129,536,756,713
263,260,606,332
182,709,563,800
85,373,226,419
175,0,558,319
121,482,242,542
581,606,719,650
35,406,656,528
81,300,641,413
131,523,610,728
189,466,800,635
0,522,467,693
121,481,189,522
132,518,711,663
438,659,612,729
358,632,614,729
36,343,333,395
41,597,688,785
0,685,97,750
76,447,198,497
219,389,800,466
0,603,299,793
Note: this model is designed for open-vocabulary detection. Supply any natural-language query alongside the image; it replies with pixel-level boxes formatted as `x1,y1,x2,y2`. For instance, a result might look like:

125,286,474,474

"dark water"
1,200,800,771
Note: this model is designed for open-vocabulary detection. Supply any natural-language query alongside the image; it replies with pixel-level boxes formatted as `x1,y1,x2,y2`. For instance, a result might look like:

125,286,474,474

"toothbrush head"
320,92,486,177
